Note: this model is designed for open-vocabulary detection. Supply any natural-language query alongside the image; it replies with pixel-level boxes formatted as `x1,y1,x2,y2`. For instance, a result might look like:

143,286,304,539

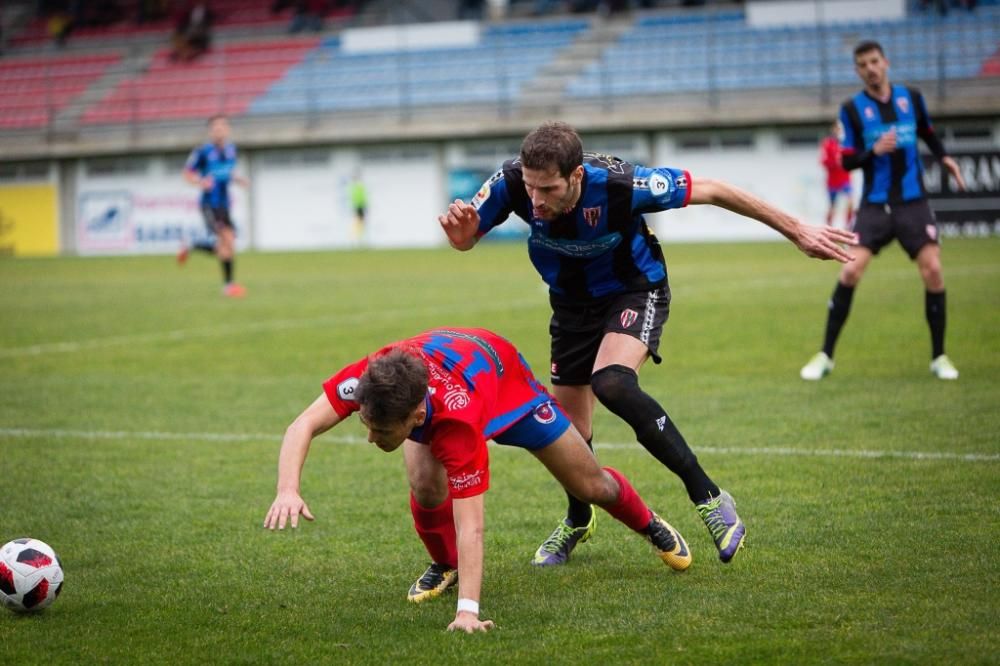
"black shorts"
854,199,939,259
201,204,234,234
549,286,670,386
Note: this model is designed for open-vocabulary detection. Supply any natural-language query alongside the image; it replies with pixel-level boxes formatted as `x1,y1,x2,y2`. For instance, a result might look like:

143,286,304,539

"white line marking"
1,427,996,463
0,299,542,358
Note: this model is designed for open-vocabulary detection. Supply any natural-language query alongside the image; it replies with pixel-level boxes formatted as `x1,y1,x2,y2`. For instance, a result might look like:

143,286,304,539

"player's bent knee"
409,483,448,508
590,365,638,410
566,473,617,506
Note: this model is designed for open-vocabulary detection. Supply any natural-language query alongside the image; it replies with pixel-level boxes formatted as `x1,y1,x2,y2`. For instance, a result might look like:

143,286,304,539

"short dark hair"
853,41,885,59
520,121,584,178
355,349,428,425
207,114,228,125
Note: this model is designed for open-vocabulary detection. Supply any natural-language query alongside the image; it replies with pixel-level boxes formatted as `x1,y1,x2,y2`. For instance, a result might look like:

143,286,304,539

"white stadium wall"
12,122,1000,256
649,130,862,242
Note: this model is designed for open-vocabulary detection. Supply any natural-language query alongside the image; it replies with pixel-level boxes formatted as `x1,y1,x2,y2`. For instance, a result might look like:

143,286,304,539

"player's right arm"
264,394,342,530
438,168,513,251
183,146,213,190
438,199,481,250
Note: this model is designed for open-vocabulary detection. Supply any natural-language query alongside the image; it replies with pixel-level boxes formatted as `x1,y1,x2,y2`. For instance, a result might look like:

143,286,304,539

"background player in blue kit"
799,41,967,382
178,114,249,298
439,121,856,567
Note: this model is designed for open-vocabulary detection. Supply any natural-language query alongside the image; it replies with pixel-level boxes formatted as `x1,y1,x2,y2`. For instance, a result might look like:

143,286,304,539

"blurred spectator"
919,0,977,15
137,0,169,24
171,1,213,62
274,0,328,33
458,0,484,20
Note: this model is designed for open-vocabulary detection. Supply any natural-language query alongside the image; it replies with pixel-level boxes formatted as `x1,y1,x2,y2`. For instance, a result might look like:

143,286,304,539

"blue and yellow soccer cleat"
531,513,596,566
407,562,457,603
696,489,746,563
645,513,692,571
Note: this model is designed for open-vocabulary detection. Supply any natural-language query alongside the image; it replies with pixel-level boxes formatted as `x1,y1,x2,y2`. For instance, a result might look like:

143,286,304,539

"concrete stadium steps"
247,19,590,115
0,52,122,129
567,5,1000,98
80,37,322,125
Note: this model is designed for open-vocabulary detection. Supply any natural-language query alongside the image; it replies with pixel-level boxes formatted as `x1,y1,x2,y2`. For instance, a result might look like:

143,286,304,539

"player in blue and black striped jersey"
439,121,855,567
178,114,249,298
800,41,967,382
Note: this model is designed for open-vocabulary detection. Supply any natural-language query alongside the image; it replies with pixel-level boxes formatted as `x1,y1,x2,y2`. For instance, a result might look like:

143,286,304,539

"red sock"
602,467,653,533
410,492,458,568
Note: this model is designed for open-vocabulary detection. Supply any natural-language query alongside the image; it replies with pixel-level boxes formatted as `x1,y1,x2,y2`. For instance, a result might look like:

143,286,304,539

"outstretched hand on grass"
264,490,315,529
447,614,495,634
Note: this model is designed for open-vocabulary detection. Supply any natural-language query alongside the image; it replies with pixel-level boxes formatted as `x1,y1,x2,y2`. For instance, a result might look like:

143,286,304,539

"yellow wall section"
0,184,59,256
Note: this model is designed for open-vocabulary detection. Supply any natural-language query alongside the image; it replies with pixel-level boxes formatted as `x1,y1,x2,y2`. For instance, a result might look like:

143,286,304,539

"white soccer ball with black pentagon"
0,538,64,613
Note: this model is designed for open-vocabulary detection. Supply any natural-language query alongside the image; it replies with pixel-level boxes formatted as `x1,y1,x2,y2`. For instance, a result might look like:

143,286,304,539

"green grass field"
2,239,998,664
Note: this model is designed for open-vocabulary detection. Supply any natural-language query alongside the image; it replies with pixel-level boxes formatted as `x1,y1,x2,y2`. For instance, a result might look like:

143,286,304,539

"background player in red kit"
820,121,854,228
263,327,691,633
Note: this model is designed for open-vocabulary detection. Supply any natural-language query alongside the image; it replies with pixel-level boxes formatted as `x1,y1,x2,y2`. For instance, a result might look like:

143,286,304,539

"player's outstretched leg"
644,512,691,571
695,489,746,563
600,467,691,571
407,562,458,603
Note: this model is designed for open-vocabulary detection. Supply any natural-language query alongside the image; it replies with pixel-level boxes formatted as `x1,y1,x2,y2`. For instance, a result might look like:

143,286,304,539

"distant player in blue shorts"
178,114,249,298
800,41,967,381
438,121,855,567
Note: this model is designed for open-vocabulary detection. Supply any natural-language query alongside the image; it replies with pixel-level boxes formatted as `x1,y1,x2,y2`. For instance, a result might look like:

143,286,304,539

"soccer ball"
0,538,64,613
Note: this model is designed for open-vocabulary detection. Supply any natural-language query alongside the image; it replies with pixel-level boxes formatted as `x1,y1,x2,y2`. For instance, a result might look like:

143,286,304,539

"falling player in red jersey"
263,327,691,633
820,120,855,228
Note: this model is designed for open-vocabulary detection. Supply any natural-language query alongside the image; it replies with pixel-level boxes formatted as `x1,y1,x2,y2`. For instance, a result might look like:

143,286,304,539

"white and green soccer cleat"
800,352,834,381
930,354,959,380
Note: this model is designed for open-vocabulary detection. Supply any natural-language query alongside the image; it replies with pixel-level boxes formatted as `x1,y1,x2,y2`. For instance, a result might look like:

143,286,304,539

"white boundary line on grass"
1,427,997,463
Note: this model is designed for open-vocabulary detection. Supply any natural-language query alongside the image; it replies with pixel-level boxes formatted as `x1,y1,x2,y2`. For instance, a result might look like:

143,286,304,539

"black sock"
926,290,946,358
222,259,233,284
822,281,855,358
565,436,594,527
591,365,719,504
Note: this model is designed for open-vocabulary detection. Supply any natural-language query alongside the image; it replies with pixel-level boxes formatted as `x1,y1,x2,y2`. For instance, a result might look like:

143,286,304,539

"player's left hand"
447,612,495,633
794,223,857,262
263,490,315,530
941,156,967,192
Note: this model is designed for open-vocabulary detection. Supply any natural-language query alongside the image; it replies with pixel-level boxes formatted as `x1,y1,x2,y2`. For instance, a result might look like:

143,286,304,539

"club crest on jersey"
533,402,558,425
864,107,875,120
443,388,470,411
896,97,909,114
620,309,639,328
337,377,359,401
583,206,601,227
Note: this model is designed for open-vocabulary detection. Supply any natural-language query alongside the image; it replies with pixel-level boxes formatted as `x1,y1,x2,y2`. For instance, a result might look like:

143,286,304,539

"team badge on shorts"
926,225,937,241
620,309,639,329
533,402,558,425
